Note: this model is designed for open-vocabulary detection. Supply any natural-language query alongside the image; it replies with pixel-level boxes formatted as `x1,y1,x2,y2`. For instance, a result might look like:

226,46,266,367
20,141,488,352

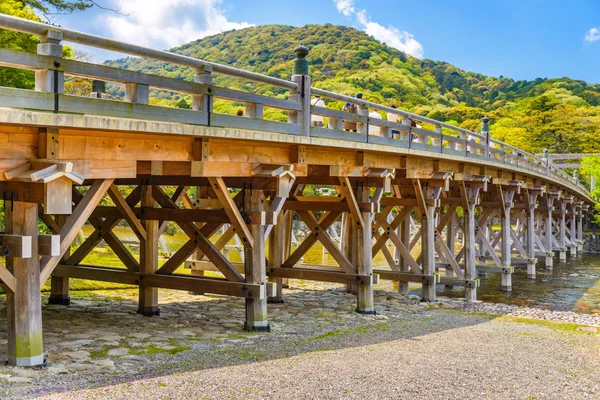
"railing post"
544,148,549,175
401,115,411,142
36,29,64,94
246,102,263,119
90,80,106,99
433,125,442,151
289,45,311,136
357,104,368,135
193,65,213,112
125,83,149,104
481,116,490,158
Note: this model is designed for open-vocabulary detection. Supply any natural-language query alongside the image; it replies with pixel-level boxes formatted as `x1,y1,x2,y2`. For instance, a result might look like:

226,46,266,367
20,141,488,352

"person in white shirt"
310,95,326,127
368,108,382,135
387,105,400,138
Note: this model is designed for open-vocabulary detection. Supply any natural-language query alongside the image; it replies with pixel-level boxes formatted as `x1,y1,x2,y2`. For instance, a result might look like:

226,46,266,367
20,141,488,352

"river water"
437,255,600,314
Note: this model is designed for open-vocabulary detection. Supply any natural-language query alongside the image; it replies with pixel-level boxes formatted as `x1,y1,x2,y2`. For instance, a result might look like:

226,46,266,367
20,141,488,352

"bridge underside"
0,111,590,366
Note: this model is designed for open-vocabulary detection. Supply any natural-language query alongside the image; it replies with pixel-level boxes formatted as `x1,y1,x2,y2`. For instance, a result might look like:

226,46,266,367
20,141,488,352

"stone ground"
0,281,598,399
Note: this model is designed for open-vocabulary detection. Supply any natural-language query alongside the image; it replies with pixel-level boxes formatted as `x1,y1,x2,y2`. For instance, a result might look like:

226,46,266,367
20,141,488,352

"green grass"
498,316,597,333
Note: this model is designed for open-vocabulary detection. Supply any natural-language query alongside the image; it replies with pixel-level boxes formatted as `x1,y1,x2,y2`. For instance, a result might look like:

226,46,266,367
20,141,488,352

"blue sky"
47,0,600,83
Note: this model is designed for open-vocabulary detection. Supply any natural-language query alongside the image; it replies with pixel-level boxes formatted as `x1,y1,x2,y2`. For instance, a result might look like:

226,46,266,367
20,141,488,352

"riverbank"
0,281,598,399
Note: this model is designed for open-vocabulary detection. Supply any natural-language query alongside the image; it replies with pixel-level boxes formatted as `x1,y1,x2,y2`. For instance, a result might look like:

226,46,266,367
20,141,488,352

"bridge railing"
0,13,588,196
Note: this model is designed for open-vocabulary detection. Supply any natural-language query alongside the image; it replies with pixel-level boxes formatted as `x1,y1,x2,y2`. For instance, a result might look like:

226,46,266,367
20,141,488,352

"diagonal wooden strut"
40,179,114,285
208,177,254,247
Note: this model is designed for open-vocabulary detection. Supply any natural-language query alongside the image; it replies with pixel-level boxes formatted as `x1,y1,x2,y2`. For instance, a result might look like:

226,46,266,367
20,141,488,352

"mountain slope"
105,24,600,155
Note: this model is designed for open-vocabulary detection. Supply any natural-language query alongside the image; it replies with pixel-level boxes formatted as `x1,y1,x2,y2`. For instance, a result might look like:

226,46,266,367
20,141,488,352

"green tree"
0,0,40,89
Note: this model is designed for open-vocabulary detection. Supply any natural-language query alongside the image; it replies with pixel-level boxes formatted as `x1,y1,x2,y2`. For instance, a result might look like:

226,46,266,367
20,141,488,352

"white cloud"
103,0,252,50
334,0,355,17
585,27,600,43
332,1,424,58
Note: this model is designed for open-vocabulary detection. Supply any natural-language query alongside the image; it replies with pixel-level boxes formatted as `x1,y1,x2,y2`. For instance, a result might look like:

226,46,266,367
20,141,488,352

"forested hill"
104,24,599,155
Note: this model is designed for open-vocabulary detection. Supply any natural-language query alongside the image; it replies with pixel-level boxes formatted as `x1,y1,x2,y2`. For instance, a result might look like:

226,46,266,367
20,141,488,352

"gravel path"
40,314,600,400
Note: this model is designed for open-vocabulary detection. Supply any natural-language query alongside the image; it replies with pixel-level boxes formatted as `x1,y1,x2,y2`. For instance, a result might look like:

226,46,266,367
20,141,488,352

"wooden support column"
267,176,293,304
244,189,268,331
397,209,411,295
570,203,577,256
343,212,358,294
444,211,457,290
356,185,375,314
559,199,567,262
545,195,555,269
525,190,538,279
189,186,207,294
48,215,70,305
138,185,159,316
5,201,44,367
577,206,584,251
499,186,516,291
460,183,480,301
413,179,442,301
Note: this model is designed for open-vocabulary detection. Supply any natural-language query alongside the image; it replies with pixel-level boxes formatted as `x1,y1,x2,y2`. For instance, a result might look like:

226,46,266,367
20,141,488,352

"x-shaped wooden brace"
475,208,502,267
152,186,243,281
66,186,141,272
282,210,355,272
374,211,422,275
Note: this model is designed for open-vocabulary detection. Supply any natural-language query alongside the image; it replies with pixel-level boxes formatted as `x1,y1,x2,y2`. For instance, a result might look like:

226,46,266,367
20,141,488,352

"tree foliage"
101,24,600,156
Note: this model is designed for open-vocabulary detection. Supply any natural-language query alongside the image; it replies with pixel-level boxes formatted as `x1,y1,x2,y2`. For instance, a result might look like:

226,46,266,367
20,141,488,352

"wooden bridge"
0,14,594,367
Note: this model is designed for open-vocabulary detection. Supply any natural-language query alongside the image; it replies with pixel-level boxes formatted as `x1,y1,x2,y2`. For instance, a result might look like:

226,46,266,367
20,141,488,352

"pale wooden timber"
138,185,159,316
48,215,70,305
53,265,264,299
5,201,44,367
244,189,268,331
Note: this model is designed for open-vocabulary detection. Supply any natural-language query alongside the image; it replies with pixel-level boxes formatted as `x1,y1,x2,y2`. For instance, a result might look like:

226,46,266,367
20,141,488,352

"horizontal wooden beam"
38,234,60,256
268,267,376,285
373,269,438,285
476,265,514,274
0,234,32,258
90,207,273,225
438,277,479,288
53,264,264,299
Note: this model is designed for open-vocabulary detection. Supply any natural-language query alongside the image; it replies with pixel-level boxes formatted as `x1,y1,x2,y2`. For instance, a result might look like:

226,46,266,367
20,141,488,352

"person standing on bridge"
387,105,400,138
369,108,382,135
310,95,326,127
343,92,362,132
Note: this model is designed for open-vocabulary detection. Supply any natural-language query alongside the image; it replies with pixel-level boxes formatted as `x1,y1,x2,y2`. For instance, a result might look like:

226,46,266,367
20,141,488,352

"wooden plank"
39,179,114,285
0,261,16,293
52,264,263,299
0,234,32,258
38,235,60,256
338,177,364,229
208,177,254,247
108,184,147,241
374,269,437,285
269,267,374,285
